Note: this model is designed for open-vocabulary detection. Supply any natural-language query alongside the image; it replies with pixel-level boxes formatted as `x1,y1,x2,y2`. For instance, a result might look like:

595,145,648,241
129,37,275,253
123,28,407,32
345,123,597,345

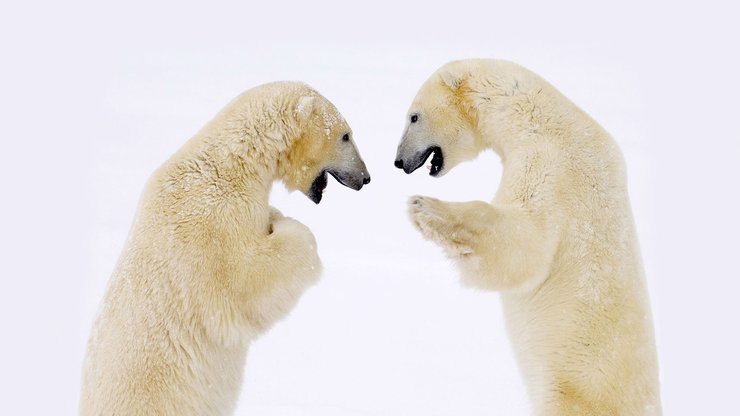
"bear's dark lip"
307,171,328,204
401,146,443,176
327,170,366,191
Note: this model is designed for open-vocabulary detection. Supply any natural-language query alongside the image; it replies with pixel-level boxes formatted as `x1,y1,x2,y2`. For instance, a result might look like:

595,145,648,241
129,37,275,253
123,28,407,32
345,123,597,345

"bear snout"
327,169,370,191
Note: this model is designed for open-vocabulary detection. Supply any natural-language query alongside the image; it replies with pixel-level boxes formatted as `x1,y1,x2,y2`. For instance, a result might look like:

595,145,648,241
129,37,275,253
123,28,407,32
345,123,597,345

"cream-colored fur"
397,60,661,415
81,82,368,415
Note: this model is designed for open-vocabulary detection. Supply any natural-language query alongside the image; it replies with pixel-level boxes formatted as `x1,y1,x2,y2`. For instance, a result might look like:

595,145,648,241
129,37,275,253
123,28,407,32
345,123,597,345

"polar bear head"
279,89,370,204
394,59,530,177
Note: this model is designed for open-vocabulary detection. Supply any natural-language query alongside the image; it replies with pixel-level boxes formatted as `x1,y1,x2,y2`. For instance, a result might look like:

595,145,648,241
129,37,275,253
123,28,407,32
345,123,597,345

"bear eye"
342,133,350,142
410,114,419,123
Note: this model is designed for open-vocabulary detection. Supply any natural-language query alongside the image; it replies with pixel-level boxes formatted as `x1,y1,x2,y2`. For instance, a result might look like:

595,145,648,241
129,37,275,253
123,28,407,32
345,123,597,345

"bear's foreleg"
237,208,322,333
408,195,556,291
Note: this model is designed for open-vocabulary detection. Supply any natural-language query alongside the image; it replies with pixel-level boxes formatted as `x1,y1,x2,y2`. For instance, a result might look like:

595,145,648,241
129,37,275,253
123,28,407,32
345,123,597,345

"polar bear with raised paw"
81,82,370,416
395,59,661,415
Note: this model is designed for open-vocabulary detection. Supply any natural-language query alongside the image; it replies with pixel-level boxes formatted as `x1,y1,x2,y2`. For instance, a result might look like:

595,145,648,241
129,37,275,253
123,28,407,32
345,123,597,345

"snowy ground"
2,1,739,415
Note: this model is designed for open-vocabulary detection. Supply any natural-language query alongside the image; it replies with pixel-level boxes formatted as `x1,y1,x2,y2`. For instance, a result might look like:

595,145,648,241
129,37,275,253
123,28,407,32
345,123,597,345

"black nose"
394,159,404,169
363,176,371,185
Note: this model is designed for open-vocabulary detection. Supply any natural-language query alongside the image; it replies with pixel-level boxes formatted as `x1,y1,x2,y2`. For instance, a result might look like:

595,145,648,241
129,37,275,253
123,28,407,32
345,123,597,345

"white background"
2,1,739,414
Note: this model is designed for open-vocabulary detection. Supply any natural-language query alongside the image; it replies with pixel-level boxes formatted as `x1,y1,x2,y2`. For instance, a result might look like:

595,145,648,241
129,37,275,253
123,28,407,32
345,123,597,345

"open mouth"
307,171,328,204
398,146,444,176
428,146,444,176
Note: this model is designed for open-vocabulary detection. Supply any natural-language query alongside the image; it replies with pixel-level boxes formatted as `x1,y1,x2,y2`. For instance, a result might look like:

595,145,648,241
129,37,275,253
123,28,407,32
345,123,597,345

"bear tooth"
426,164,432,171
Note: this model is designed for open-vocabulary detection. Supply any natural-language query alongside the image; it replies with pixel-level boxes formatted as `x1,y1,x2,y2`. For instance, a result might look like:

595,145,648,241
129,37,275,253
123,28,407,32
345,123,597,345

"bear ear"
439,69,467,90
295,96,316,121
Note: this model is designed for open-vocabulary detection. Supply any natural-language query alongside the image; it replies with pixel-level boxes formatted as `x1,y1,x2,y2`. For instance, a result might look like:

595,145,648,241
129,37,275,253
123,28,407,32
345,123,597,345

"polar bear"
80,82,370,416
395,60,661,415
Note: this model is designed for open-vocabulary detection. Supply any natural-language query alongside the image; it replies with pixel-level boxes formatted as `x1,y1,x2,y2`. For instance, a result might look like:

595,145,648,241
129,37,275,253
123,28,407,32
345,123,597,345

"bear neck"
475,84,593,159
157,107,298,234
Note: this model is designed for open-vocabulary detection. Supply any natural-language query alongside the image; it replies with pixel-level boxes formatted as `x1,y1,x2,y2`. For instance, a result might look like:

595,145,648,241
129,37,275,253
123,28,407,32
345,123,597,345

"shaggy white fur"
397,59,661,415
81,82,368,415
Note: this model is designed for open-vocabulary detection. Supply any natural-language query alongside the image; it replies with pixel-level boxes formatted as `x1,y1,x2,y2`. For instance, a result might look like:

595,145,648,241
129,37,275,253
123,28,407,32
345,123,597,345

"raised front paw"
266,214,322,280
408,195,452,242
267,207,284,234
407,196,475,256
270,215,318,251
